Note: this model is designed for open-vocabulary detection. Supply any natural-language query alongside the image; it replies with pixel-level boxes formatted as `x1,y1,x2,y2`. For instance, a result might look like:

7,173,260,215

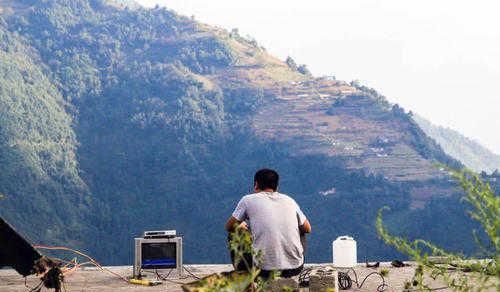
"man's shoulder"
276,192,293,199
275,192,298,203
259,192,298,204
239,193,258,203
240,192,297,202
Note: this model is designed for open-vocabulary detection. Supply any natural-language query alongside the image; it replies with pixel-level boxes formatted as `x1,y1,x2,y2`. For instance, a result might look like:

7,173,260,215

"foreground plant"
376,169,499,291
184,225,274,291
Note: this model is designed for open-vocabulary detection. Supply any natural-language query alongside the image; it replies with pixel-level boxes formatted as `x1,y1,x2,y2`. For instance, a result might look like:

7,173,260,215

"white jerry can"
332,236,357,267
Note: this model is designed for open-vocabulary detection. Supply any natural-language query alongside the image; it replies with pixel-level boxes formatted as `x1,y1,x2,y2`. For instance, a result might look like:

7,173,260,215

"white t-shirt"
232,191,307,270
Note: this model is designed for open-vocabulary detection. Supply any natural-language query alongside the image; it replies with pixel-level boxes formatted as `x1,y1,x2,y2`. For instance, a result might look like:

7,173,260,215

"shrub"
376,169,499,291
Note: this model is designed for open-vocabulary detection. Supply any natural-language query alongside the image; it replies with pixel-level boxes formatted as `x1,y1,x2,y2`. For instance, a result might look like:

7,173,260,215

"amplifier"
143,230,176,238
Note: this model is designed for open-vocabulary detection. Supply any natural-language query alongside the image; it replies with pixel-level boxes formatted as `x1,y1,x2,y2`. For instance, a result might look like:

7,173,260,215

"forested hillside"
0,21,93,249
0,0,490,265
413,114,500,173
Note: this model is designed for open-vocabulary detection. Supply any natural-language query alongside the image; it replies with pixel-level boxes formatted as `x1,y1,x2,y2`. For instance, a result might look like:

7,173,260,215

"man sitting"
225,168,311,278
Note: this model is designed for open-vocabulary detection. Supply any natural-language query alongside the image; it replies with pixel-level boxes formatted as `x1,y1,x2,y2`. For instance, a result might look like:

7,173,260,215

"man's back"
232,191,307,270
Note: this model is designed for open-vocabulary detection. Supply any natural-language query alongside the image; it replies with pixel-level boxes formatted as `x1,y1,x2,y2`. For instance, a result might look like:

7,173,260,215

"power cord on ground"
154,265,201,284
32,244,203,289
298,266,389,291
345,268,388,291
183,265,201,280
34,245,129,283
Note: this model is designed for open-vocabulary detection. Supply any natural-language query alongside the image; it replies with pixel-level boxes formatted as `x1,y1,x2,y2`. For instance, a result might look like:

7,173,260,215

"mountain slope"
0,0,483,265
413,114,500,173
0,21,92,247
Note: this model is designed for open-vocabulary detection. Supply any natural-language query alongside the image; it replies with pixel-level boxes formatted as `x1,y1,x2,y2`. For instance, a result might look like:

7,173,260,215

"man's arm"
225,217,249,232
299,219,312,234
225,216,241,232
226,197,248,232
295,201,311,234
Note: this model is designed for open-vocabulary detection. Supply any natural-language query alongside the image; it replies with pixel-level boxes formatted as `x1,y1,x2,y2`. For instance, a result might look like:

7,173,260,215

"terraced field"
249,79,445,183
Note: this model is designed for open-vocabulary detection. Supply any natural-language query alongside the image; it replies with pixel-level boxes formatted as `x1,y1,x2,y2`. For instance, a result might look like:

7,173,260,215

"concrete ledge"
0,262,466,291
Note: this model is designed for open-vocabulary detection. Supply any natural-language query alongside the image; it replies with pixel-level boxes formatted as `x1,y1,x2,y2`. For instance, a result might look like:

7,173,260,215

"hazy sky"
137,0,500,154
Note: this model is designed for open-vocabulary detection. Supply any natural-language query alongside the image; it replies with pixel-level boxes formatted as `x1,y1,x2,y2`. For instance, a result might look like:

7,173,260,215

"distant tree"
297,64,311,76
285,56,297,71
350,79,362,87
391,104,405,116
246,36,258,47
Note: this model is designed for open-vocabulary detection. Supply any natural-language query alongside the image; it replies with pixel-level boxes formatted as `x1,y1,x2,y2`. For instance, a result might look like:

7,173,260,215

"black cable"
338,272,352,289
154,265,201,285
298,266,388,291
298,267,313,287
360,272,387,291
155,268,173,280
183,265,201,280
345,268,388,292
155,269,187,284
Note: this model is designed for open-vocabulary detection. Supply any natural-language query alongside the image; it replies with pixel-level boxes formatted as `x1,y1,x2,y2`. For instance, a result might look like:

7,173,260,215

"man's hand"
238,221,249,231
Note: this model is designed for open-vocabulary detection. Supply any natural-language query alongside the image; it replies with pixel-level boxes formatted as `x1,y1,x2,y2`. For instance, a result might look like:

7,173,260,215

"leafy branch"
190,225,273,291
376,169,499,291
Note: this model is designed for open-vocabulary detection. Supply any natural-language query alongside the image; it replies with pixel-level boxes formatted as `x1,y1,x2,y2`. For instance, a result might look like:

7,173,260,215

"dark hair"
254,169,279,191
